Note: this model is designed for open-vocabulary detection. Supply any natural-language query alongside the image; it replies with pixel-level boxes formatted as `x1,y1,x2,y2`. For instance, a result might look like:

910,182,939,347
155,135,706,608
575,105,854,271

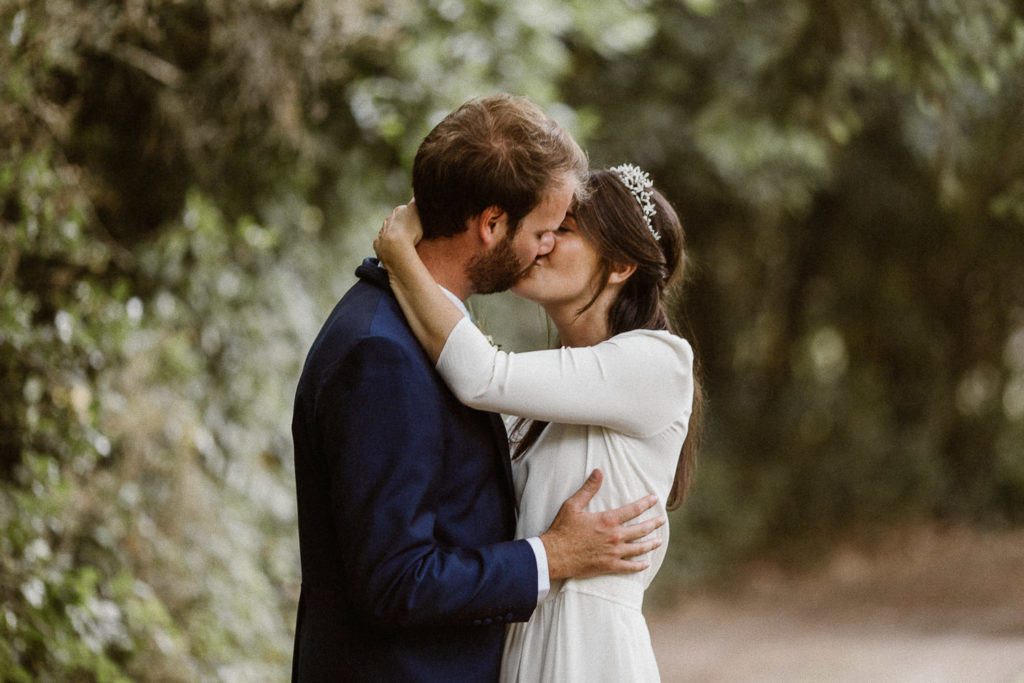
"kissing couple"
291,93,702,682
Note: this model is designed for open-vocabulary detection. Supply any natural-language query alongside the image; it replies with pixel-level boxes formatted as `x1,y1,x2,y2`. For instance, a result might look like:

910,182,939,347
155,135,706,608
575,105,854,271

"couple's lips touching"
514,257,543,280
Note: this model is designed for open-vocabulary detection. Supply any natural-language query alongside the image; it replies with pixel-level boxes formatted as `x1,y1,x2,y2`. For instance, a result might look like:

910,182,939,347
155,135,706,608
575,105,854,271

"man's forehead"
558,173,582,196
542,175,578,208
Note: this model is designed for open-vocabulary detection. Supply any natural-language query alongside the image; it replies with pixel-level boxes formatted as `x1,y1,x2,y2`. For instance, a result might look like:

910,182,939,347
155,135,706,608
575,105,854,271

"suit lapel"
486,412,517,513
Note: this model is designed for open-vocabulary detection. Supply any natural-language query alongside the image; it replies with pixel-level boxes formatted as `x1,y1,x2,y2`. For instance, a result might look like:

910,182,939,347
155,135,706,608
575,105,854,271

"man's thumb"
569,469,603,507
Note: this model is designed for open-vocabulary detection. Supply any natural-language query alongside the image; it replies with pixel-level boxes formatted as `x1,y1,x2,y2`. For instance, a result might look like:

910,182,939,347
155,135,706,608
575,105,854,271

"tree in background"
0,0,623,678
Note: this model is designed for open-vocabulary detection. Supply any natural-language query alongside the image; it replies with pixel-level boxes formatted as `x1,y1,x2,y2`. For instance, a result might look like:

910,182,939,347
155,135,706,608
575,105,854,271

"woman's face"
510,213,604,308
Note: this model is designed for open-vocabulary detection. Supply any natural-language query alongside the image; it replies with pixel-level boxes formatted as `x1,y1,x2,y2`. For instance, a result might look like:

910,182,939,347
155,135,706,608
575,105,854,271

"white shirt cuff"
525,536,550,603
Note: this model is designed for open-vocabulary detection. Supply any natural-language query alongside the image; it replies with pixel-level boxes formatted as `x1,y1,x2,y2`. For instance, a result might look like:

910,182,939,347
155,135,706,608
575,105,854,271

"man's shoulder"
295,268,406,369
326,276,414,349
297,312,438,417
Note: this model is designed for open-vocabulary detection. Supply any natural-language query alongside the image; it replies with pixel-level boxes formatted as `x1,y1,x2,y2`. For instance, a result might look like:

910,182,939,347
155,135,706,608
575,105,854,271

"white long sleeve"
435,317,694,437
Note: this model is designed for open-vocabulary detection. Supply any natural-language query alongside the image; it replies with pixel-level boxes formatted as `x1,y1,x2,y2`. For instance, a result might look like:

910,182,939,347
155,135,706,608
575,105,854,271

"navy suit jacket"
291,258,538,682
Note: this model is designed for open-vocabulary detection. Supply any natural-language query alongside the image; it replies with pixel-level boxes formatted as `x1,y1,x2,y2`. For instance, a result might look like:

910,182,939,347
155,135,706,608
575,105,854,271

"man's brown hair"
412,94,587,240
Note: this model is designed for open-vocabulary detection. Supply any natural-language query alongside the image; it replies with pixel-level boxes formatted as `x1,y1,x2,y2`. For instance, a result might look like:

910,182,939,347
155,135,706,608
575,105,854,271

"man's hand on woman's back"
540,469,665,581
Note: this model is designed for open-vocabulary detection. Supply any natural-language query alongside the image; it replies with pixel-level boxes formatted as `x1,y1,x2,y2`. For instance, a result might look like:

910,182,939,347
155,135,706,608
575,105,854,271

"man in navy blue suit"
291,94,664,681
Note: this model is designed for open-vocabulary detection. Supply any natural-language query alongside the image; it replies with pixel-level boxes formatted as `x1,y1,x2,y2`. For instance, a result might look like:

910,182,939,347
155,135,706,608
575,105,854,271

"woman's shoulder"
605,328,693,360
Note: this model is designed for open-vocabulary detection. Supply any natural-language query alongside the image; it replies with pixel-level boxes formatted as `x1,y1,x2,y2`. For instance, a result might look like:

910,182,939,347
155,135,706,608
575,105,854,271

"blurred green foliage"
563,0,1024,585
1,0,1023,678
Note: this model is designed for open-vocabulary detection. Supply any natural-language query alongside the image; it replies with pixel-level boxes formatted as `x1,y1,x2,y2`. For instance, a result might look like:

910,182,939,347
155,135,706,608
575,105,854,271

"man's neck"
416,238,472,301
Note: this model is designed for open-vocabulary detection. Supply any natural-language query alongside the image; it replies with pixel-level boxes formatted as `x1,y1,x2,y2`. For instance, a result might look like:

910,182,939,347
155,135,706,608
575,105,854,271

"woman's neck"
546,303,611,348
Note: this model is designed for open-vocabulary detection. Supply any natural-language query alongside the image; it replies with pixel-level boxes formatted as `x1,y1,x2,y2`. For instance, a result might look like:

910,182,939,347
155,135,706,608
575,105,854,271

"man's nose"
537,231,555,256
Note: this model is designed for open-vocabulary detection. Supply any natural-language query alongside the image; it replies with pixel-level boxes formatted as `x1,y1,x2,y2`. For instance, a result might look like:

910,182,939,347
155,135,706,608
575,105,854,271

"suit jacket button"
473,619,482,626
505,612,514,620
484,617,493,625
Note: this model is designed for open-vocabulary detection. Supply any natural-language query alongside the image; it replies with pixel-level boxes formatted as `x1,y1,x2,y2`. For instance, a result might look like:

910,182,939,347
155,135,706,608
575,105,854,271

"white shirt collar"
438,285,471,320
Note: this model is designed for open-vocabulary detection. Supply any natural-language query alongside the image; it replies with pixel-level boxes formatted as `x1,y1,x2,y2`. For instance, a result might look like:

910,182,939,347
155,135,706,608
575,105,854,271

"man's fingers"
609,558,653,574
565,469,603,509
621,515,666,542
606,493,658,524
619,537,662,559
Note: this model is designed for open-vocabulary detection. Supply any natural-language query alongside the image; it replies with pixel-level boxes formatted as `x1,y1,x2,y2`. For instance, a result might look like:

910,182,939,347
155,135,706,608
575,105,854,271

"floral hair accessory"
611,163,660,241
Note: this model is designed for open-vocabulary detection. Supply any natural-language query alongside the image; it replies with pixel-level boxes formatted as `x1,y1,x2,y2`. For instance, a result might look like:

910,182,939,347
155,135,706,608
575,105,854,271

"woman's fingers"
378,203,424,245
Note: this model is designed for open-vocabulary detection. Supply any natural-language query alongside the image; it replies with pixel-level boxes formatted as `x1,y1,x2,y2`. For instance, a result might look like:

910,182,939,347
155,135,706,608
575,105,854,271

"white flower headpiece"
610,163,659,241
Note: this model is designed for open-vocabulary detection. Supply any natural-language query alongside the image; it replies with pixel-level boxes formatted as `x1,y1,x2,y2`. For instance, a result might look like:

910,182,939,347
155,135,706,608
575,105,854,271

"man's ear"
607,262,638,285
470,205,508,245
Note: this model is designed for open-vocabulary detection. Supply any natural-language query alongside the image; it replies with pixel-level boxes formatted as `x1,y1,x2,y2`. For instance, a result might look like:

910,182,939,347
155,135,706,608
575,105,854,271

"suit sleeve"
316,336,537,629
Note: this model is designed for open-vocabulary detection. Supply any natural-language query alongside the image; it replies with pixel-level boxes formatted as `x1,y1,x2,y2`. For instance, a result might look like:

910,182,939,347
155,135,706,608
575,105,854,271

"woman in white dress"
375,165,703,682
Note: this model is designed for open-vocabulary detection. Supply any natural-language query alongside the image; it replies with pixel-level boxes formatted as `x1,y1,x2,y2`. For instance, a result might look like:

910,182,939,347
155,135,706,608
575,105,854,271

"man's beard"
466,234,531,294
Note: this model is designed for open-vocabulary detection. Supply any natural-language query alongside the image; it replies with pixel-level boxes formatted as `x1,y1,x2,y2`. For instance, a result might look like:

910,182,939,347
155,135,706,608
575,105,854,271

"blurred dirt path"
649,525,1024,682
